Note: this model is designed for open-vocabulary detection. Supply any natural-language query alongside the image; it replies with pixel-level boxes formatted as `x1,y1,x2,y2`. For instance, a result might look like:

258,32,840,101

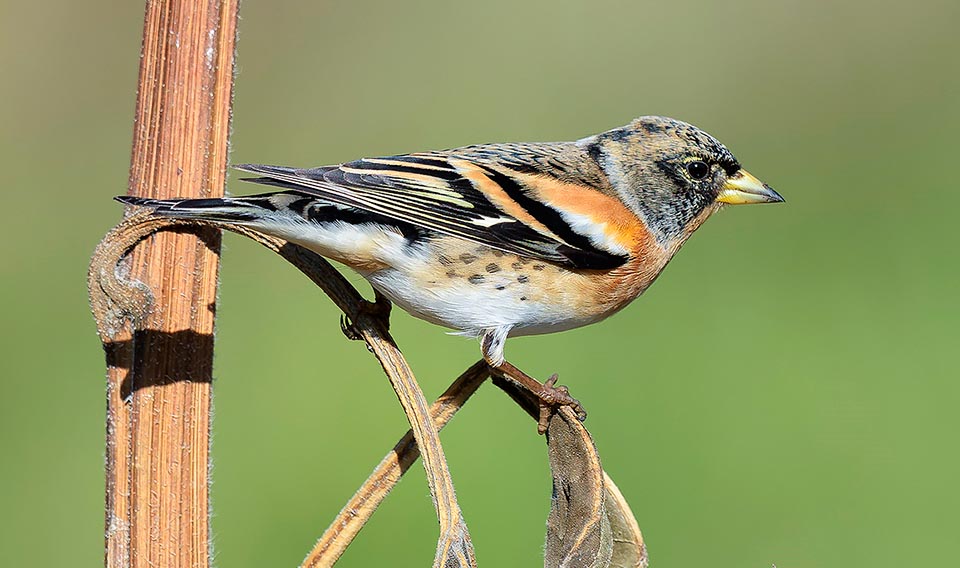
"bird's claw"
339,314,363,341
340,291,393,341
536,373,587,435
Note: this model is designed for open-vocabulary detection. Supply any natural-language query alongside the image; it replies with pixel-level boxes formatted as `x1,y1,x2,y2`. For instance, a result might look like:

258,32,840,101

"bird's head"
586,116,783,246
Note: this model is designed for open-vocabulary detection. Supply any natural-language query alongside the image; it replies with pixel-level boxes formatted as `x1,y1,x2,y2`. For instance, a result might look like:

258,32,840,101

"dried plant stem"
91,1,239,567
302,361,489,568
246,231,480,567
90,213,478,568
299,370,648,568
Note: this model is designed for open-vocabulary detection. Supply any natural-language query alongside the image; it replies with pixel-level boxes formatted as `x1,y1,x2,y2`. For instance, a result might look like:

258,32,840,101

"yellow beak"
716,169,784,205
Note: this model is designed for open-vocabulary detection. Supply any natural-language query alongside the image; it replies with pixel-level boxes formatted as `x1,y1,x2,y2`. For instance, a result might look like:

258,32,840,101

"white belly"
364,267,606,338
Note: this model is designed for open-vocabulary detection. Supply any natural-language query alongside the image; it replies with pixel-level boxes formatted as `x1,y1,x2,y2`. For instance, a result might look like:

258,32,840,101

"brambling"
118,116,782,430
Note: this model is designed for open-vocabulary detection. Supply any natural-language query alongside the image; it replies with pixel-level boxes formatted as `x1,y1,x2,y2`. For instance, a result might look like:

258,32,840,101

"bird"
117,116,783,431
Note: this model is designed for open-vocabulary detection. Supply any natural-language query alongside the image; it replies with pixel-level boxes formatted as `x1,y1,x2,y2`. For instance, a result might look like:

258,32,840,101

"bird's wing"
235,146,630,269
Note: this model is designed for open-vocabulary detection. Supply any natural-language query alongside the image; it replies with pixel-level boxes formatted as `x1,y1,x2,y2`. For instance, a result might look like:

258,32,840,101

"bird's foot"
340,290,392,341
534,374,586,435
490,359,587,435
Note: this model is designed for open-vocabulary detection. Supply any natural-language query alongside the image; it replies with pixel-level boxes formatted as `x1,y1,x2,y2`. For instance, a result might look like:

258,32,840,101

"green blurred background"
2,0,958,566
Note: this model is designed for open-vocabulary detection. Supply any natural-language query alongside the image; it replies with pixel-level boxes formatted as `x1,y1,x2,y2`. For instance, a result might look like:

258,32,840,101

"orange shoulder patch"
514,172,652,255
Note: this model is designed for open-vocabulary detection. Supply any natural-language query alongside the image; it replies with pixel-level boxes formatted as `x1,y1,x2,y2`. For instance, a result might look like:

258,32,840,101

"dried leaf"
544,407,612,568
602,473,648,568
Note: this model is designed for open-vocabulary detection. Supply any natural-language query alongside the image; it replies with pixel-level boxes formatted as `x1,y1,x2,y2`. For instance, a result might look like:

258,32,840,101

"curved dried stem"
302,361,489,567
89,212,477,567
297,361,649,568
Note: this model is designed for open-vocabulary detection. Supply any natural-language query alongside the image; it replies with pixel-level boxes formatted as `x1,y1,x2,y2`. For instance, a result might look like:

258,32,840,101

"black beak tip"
766,186,786,203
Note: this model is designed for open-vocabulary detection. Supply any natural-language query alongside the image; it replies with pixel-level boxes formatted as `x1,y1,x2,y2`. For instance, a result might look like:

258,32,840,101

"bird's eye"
686,160,710,180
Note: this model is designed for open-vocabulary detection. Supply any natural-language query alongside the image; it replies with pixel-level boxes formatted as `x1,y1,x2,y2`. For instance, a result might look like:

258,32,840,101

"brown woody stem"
91,1,239,567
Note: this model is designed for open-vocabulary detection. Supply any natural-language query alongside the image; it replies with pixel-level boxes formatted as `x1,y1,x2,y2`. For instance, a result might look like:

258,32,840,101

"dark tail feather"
115,195,278,222
116,163,337,221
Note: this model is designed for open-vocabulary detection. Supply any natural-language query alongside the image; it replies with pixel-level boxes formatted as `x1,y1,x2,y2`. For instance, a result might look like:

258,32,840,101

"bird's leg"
340,289,393,341
481,333,587,434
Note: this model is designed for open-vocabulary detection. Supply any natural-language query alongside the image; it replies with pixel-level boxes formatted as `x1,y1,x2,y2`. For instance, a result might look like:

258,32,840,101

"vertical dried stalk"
101,1,239,567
